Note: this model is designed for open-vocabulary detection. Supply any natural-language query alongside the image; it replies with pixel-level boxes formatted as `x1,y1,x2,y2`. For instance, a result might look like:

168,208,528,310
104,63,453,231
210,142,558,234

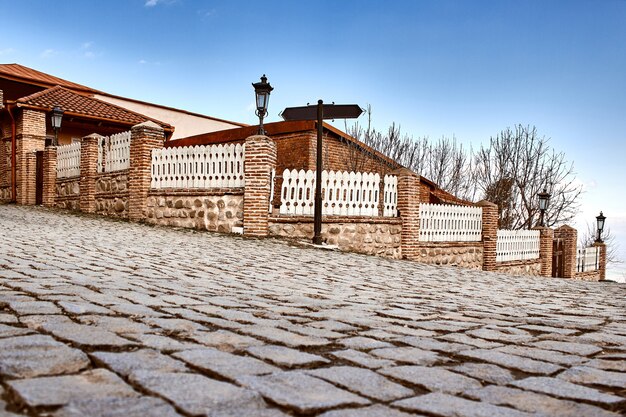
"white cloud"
139,59,147,65
40,49,57,58
0,48,14,56
81,42,93,49
145,0,159,6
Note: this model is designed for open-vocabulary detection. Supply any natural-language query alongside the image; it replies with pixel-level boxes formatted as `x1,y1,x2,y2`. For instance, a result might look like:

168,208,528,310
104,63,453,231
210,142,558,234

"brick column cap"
555,224,576,231
245,134,272,142
390,167,419,178
82,133,105,141
132,120,164,131
475,199,497,208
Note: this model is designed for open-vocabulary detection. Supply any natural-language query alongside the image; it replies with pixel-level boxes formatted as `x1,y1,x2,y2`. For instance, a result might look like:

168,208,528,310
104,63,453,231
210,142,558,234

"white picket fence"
103,131,131,172
279,169,397,217
419,203,482,242
383,175,398,217
151,143,245,189
496,229,540,262
56,142,81,179
576,246,600,272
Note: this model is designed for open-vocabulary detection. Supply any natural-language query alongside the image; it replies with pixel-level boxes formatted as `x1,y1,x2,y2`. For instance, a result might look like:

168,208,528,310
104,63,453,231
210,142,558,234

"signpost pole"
313,100,324,245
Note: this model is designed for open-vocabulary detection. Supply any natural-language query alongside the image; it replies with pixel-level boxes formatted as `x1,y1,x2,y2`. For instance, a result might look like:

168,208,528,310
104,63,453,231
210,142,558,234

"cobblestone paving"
0,204,625,417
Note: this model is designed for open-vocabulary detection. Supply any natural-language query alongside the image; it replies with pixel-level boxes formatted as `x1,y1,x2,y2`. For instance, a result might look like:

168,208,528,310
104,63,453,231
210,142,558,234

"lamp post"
252,75,273,135
595,211,606,243
50,106,64,146
538,188,551,227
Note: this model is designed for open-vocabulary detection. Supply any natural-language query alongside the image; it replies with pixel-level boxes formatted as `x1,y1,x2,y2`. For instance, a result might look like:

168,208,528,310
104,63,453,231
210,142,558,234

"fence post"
476,200,498,271
555,225,577,279
16,109,46,205
594,241,606,280
42,146,57,207
394,168,421,260
535,226,554,277
128,121,165,222
79,134,102,213
243,135,277,237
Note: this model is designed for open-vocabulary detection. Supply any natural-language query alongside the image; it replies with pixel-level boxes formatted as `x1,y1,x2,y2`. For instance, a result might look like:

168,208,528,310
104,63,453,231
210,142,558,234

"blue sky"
2,0,625,280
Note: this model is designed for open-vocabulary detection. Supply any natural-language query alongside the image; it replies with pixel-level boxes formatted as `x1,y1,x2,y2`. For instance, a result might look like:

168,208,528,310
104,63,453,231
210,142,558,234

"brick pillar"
394,168,421,260
42,146,57,207
535,226,554,277
243,135,277,237
477,200,498,271
79,134,101,213
555,225,577,279
128,121,165,222
16,109,46,205
594,242,606,280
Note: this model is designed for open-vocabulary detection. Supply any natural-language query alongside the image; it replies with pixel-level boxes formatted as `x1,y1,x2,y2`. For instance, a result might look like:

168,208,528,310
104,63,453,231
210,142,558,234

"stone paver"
8,369,138,407
380,365,482,395
0,334,90,378
465,385,621,417
0,205,625,417
307,366,414,401
511,376,624,405
129,371,274,416
393,392,534,417
238,371,370,413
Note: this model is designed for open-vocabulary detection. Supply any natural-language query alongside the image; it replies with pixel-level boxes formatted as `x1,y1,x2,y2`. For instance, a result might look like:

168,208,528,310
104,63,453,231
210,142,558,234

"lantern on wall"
252,75,273,135
596,211,606,243
537,188,551,227
50,106,64,146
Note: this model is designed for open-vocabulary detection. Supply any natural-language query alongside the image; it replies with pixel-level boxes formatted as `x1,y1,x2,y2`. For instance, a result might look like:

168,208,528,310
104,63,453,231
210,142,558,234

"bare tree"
579,223,622,265
344,112,581,229
473,125,582,229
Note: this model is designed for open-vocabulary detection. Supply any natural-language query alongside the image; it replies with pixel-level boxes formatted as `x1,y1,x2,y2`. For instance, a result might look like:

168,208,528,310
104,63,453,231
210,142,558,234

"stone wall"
415,243,483,270
146,190,243,233
269,217,402,258
95,171,129,218
495,259,542,277
55,177,80,210
574,271,602,282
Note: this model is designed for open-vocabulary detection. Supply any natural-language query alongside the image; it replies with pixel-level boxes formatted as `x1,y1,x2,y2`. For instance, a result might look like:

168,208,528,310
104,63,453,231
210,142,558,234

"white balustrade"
496,229,540,262
56,142,81,179
105,131,131,172
279,169,382,216
151,143,245,189
383,174,398,217
576,246,600,272
419,203,482,242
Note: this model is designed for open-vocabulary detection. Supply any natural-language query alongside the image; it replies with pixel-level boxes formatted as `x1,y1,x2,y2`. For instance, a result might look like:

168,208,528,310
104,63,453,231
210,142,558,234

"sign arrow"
280,104,363,121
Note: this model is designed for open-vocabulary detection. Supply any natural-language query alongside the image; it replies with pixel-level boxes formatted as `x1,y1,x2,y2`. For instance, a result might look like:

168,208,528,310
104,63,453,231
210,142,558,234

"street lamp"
596,211,606,243
50,106,64,146
538,188,551,227
252,74,273,135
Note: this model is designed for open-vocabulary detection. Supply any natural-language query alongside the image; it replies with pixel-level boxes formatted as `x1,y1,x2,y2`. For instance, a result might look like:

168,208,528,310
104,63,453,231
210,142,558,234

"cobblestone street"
0,204,624,417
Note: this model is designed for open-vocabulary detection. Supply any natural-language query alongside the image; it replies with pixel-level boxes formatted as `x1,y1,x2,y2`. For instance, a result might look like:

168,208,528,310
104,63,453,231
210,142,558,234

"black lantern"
596,211,606,243
537,188,551,227
50,106,64,146
252,74,273,135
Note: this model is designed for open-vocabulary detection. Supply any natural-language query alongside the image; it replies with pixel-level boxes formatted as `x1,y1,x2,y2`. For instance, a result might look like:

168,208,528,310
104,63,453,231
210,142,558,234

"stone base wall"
269,217,403,259
0,186,11,201
95,172,129,218
415,242,483,269
146,190,243,233
574,271,601,282
55,177,80,210
495,259,542,277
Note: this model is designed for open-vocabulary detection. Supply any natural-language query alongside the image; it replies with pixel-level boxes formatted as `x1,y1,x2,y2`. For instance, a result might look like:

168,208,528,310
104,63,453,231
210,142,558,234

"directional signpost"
281,100,363,245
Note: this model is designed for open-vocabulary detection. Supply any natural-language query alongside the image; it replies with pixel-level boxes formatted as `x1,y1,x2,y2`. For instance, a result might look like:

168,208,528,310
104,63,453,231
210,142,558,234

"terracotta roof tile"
17,86,172,129
0,63,98,93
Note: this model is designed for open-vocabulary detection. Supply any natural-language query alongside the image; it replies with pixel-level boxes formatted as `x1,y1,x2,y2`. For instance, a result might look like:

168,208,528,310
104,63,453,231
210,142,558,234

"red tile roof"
16,86,172,130
0,63,98,94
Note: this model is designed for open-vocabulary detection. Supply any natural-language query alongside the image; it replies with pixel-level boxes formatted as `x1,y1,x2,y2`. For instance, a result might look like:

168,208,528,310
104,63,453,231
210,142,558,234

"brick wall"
395,168,421,260
16,109,46,205
95,171,129,218
554,225,577,279
128,121,165,221
243,135,277,237
42,146,57,207
476,200,498,272
79,134,101,213
537,227,554,277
